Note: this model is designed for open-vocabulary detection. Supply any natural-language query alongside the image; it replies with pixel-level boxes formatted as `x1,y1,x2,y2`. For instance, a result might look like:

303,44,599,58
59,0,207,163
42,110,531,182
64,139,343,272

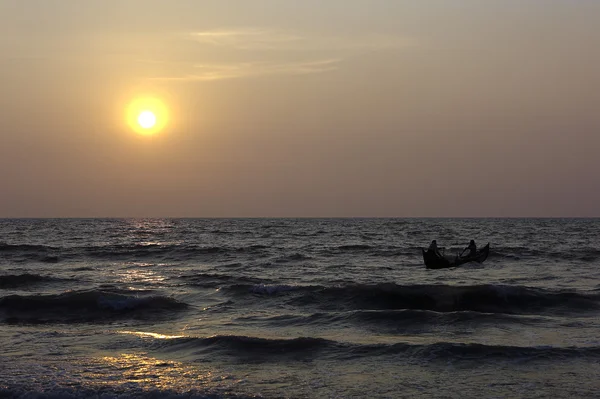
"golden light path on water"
94,353,236,392
92,334,243,393
118,330,185,340
117,267,167,285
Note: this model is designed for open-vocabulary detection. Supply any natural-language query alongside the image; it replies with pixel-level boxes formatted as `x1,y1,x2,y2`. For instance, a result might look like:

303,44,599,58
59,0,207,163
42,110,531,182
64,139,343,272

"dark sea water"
1,218,600,398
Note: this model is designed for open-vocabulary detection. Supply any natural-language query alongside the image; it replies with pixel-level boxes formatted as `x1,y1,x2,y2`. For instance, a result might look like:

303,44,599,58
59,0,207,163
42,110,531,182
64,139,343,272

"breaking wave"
153,334,600,362
4,239,600,264
0,386,255,399
0,273,64,288
179,273,269,288
0,289,188,323
226,283,600,315
235,309,534,330
0,243,62,263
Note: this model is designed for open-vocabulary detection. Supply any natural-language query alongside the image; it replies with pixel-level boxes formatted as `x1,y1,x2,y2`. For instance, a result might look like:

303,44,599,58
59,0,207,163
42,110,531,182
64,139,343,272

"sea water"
1,218,599,398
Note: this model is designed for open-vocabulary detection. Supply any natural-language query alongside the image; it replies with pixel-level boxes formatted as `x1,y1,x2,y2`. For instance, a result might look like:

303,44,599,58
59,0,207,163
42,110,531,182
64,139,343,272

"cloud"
151,28,413,82
152,59,340,82
187,28,414,52
189,28,303,51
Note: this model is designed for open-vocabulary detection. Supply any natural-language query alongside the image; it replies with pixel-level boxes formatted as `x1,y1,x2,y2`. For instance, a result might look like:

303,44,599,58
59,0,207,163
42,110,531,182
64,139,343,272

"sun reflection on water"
118,330,185,340
117,269,166,284
99,353,216,390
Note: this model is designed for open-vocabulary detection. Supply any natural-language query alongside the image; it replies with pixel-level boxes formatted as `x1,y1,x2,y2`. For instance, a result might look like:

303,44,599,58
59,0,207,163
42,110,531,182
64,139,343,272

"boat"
422,243,490,269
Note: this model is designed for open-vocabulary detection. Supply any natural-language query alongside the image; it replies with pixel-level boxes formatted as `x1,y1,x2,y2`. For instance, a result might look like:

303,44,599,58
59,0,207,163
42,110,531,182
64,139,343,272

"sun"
126,97,169,136
138,111,156,129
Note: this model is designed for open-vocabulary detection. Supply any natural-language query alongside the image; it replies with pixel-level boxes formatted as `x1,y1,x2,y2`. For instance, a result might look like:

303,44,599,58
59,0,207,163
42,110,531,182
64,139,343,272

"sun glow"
127,97,169,136
138,111,156,129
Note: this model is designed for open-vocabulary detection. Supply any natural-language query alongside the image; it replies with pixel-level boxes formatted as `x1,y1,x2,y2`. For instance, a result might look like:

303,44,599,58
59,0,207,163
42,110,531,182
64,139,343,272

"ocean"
1,218,599,398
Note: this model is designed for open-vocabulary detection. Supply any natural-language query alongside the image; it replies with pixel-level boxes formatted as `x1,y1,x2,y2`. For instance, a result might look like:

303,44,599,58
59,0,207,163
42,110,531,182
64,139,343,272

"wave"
154,334,600,362
249,284,303,295
336,244,373,251
84,244,228,260
492,245,600,263
155,335,334,360
236,309,534,330
0,242,274,263
320,244,419,257
226,283,600,315
0,386,254,399
0,289,188,323
327,244,600,261
85,243,272,259
4,238,600,265
0,273,64,289
72,266,95,271
0,243,58,252
274,253,312,263
0,243,62,263
179,273,270,288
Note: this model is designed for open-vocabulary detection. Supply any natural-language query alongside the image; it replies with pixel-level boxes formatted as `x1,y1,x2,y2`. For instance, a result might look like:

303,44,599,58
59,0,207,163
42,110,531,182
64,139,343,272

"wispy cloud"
152,28,413,82
189,28,303,51
152,59,340,82
187,28,414,52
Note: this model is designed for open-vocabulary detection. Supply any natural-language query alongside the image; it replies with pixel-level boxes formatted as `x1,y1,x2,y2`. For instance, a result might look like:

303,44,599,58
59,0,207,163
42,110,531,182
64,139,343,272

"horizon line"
1,216,599,220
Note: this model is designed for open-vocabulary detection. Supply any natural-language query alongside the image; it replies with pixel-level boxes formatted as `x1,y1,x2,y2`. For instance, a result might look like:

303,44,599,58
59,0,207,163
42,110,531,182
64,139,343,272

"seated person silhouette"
428,240,444,257
460,240,477,258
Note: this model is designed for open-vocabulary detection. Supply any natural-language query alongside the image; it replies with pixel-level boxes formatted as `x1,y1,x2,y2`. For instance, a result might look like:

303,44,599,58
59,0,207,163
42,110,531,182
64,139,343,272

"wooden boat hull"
422,243,490,269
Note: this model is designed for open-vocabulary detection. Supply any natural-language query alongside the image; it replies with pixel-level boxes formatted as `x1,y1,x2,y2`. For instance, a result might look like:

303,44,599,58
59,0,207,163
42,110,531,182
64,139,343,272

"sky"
1,0,599,217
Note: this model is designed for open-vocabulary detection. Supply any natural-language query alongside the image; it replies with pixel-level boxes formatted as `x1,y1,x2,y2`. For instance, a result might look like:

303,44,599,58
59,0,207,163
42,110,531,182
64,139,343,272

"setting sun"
137,111,156,129
126,97,169,136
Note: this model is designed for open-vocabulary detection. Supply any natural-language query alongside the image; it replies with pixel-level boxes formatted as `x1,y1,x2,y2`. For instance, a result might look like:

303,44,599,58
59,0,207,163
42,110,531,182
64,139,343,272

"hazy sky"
1,0,599,217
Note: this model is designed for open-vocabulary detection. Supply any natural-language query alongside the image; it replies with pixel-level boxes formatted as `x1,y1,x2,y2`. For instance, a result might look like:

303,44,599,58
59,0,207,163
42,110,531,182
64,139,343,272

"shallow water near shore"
1,218,600,398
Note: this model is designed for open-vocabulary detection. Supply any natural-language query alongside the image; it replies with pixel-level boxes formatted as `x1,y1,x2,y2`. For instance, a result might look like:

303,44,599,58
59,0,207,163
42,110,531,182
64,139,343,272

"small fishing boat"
422,243,490,269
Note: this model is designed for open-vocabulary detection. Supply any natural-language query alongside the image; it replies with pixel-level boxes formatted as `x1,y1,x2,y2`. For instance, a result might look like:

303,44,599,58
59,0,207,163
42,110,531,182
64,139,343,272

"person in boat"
460,240,477,258
428,240,444,257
